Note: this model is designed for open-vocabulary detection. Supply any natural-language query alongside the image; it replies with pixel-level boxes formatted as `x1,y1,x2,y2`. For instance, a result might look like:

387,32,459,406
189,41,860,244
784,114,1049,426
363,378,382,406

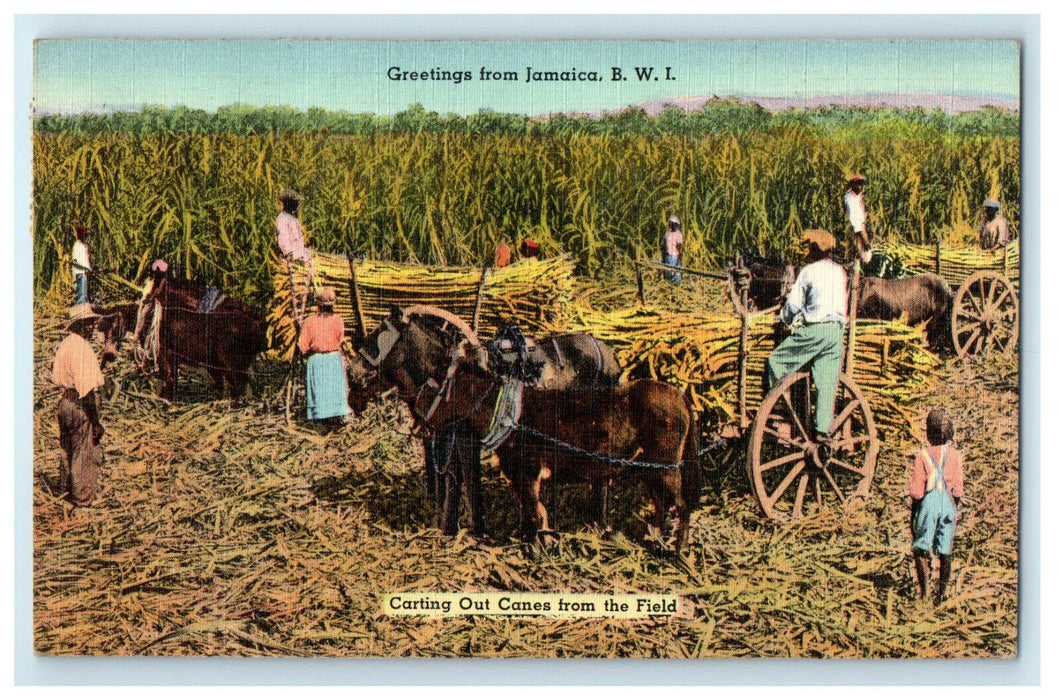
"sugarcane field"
29,39,1025,663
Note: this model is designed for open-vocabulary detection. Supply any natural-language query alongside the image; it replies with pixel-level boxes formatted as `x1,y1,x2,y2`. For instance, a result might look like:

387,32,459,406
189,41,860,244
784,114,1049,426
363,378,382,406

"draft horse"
348,305,623,534
350,305,700,550
97,301,267,401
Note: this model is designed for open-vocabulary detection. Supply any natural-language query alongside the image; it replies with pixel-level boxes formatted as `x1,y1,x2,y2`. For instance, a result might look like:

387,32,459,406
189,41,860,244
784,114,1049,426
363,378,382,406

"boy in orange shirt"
908,408,964,605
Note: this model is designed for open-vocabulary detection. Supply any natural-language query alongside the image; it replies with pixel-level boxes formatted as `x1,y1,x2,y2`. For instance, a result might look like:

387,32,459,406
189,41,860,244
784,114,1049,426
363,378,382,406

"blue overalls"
911,446,957,556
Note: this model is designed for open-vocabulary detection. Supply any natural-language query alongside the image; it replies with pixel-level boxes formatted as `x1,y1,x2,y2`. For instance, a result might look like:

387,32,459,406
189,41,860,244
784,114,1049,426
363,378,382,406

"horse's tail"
680,402,703,513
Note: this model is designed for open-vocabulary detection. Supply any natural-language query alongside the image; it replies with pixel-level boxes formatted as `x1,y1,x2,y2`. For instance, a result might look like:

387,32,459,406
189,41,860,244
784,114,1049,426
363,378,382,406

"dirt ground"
32,306,1018,658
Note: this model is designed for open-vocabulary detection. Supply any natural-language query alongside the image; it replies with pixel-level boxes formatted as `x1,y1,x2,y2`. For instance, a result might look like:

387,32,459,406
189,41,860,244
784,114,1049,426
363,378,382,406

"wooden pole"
471,264,489,338
737,275,751,430
346,251,368,343
935,240,941,275
284,258,307,428
636,263,646,306
844,259,860,379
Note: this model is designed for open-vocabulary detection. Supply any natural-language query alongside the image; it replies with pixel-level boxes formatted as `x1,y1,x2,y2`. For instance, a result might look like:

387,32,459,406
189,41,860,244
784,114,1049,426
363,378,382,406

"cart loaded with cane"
875,239,1020,358
635,257,881,522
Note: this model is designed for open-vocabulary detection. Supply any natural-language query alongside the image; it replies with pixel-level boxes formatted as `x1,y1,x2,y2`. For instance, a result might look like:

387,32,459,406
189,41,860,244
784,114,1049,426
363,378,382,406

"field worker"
298,287,350,423
276,188,311,263
908,408,964,605
766,230,847,455
978,199,1011,251
71,226,92,304
494,238,512,269
844,176,872,264
52,304,107,506
520,238,542,260
662,215,684,284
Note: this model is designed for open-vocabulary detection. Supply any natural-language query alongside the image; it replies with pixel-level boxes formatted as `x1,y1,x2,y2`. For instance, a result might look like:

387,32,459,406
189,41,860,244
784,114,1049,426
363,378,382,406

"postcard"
30,37,1021,660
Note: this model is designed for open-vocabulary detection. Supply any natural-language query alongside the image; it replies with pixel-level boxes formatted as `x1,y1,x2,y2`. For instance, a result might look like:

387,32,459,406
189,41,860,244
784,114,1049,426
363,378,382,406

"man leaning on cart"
766,230,847,461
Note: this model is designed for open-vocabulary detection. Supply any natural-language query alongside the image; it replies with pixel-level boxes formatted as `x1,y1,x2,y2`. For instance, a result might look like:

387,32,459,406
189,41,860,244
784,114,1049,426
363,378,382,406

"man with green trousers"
766,230,848,449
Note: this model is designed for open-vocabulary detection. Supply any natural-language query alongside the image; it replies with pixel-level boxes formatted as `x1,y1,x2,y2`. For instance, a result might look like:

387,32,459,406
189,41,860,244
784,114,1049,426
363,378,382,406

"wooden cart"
637,258,881,522
892,240,1020,359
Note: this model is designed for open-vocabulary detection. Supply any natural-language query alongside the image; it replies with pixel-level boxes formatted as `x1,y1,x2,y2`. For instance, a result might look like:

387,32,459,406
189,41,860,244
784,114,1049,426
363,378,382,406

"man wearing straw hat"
766,230,848,452
844,175,872,264
662,214,684,284
51,304,107,505
978,199,1011,251
297,287,350,423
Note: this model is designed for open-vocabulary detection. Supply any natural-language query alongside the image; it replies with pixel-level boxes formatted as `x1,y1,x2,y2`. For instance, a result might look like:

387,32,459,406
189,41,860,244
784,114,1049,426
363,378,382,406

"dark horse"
350,306,700,549
97,300,267,401
348,305,622,535
857,274,954,352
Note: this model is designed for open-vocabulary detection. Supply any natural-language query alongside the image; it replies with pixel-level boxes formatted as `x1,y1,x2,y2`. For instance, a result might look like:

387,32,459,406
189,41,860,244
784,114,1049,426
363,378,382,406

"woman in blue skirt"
297,287,350,422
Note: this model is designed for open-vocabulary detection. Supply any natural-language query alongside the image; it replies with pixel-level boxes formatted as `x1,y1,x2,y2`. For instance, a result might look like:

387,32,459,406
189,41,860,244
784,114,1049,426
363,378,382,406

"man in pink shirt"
276,188,311,262
662,214,684,284
52,304,106,505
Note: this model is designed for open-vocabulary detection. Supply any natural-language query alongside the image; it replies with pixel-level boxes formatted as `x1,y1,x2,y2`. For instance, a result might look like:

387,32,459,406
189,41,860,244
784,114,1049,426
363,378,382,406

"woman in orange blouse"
298,287,349,422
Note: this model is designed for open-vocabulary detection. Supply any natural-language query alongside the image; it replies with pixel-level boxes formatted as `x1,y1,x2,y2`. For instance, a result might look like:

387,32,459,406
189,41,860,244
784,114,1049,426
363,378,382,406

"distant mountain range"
543,93,1020,119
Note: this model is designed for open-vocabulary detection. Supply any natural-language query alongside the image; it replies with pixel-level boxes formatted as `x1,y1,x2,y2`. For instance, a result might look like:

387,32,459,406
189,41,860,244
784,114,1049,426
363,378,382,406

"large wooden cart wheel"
747,372,880,521
951,271,1019,358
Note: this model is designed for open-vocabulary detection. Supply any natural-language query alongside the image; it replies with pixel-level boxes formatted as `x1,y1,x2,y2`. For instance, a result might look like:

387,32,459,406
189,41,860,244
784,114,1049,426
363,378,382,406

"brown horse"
97,301,266,401
857,274,954,351
350,306,700,549
348,306,622,535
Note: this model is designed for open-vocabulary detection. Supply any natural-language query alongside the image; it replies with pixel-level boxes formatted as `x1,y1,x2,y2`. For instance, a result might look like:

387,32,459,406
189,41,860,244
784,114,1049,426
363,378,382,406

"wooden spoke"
766,462,807,510
827,456,868,475
762,425,807,451
759,451,806,473
792,474,809,519
821,467,846,501
812,476,822,507
960,328,981,355
829,399,861,436
780,389,812,445
834,434,873,451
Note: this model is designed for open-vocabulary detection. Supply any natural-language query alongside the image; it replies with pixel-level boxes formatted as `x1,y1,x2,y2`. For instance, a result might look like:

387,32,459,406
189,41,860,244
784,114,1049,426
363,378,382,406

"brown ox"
857,274,954,351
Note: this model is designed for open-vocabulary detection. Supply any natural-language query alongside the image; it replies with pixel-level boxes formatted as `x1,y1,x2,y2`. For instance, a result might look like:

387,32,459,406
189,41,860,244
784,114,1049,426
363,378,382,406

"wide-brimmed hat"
802,229,836,253
847,175,866,185
316,287,337,305
150,258,169,274
67,303,101,328
983,199,1001,209
279,188,304,203
668,215,681,224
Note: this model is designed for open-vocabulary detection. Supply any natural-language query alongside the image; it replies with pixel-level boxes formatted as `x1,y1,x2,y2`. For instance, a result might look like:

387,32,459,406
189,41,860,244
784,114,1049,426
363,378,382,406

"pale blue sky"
33,39,1020,116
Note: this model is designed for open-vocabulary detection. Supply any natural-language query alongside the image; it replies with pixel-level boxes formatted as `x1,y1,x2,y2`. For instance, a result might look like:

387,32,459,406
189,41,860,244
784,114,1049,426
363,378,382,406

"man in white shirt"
766,230,848,442
844,176,872,264
71,226,92,304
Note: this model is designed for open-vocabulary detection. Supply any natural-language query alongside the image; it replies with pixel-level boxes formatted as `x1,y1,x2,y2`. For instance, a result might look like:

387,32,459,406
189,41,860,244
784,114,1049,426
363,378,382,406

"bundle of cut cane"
568,306,941,437
266,253,576,361
883,240,1020,289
